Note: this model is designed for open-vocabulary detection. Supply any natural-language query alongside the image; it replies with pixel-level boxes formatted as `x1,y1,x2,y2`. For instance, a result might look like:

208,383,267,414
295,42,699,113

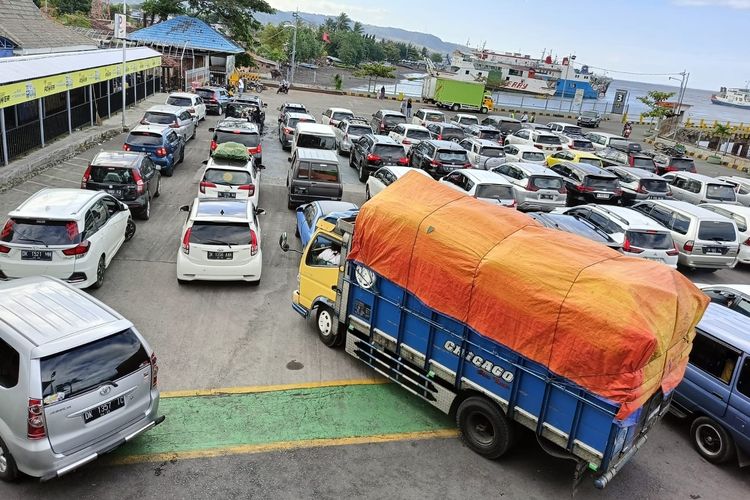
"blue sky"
267,0,750,90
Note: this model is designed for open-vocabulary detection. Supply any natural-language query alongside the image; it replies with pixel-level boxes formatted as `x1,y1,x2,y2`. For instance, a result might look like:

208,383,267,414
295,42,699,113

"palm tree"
323,18,337,33
335,12,351,32
713,123,731,154
352,21,364,35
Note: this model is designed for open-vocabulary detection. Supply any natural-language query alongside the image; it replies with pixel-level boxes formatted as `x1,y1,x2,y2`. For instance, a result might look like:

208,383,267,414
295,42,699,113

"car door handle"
710,391,725,401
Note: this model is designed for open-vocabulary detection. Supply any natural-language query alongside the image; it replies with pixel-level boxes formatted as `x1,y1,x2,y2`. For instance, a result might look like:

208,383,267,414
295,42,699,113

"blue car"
295,200,358,246
124,124,185,176
671,303,750,466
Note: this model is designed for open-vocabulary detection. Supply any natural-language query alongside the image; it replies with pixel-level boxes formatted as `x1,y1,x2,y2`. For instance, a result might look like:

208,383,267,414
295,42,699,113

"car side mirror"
287,157,292,163
263,103,268,108
255,208,266,216
208,127,215,132
202,159,208,165
257,164,266,170
120,202,129,211
279,233,290,252
179,205,190,212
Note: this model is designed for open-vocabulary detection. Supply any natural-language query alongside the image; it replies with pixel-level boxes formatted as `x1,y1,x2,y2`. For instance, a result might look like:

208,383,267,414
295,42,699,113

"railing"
95,95,109,119
70,102,90,130
43,109,69,143
5,120,43,161
126,86,135,106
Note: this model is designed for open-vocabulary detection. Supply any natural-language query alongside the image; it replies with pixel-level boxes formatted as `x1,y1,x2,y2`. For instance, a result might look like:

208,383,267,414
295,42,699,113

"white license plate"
218,192,236,198
540,194,554,200
208,251,233,260
595,193,609,199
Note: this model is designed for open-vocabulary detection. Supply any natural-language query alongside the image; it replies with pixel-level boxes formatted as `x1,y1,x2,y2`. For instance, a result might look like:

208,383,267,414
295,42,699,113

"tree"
430,52,443,64
53,0,91,15
420,47,428,58
141,0,183,26
352,21,364,35
712,123,731,153
637,91,676,118
334,12,351,32
187,0,274,45
355,62,395,92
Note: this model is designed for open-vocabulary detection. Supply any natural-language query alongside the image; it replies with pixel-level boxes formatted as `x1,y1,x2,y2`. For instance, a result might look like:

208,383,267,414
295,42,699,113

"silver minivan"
140,104,196,142
666,172,739,205
632,199,740,270
0,277,162,481
490,162,566,212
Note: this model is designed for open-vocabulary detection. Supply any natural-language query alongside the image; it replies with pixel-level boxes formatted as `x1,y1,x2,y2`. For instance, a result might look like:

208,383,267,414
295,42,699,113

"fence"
43,109,69,143
5,119,43,162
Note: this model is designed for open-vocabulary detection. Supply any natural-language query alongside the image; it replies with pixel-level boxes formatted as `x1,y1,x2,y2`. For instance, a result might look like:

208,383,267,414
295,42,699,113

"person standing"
406,98,413,119
521,112,529,123
380,86,386,100
400,99,407,116
510,111,515,119
237,77,245,95
530,113,536,123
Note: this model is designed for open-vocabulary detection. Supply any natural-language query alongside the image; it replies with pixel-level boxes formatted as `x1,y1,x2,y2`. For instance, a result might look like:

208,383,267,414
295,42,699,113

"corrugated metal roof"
0,0,97,53
0,47,161,85
130,16,244,54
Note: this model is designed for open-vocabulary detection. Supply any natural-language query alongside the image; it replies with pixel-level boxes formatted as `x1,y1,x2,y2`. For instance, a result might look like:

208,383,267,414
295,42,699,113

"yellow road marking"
111,429,459,465
159,378,388,399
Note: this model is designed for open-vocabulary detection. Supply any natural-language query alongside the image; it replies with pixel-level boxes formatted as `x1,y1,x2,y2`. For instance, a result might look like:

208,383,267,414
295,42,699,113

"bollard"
700,119,705,128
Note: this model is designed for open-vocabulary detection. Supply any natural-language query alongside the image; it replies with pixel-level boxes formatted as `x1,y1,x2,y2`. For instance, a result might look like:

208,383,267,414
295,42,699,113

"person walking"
400,99,407,116
510,111,516,119
380,86,386,100
521,112,529,123
530,113,536,123
406,98,413,119
252,106,263,134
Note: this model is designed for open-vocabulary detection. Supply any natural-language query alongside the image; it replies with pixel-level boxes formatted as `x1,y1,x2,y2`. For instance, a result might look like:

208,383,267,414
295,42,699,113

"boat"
540,56,612,99
711,87,750,109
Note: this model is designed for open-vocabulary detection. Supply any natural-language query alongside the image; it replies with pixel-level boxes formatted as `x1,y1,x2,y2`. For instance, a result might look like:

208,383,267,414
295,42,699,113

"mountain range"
253,10,467,56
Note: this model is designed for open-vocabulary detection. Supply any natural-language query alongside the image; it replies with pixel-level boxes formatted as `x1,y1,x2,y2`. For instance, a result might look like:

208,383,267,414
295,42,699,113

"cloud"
673,0,750,8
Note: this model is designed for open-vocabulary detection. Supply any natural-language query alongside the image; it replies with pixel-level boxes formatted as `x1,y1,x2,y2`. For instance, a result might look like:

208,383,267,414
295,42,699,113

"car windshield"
706,184,737,201
476,184,514,200
522,152,546,162
500,122,522,134
189,221,251,246
166,96,192,107
582,111,598,118
671,158,695,170
1,218,81,245
564,126,583,135
383,115,406,125
373,144,405,159
406,129,432,140
297,134,336,150
480,147,504,158
640,178,668,192
579,157,603,167
348,125,372,136
204,169,252,185
437,149,468,162
215,130,259,147
40,329,149,399
633,157,656,170
531,176,563,190
461,117,479,126
127,132,162,146
584,175,618,190
479,130,502,141
626,230,674,250
143,112,175,125
698,221,736,242
90,166,134,184
572,139,594,150
332,111,354,121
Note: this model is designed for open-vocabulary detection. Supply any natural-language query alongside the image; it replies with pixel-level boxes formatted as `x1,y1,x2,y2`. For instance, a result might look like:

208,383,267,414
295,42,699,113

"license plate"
646,195,664,200
540,194,554,200
83,396,125,423
704,247,723,255
106,189,122,197
208,251,233,260
595,193,609,199
218,192,236,198
21,250,52,261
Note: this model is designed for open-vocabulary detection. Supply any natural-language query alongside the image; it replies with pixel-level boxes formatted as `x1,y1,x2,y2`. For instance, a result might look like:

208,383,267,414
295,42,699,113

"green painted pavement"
115,383,453,457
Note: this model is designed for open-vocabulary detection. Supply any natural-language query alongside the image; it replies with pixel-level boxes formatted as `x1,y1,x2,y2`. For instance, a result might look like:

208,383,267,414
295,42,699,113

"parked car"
546,121,584,137
526,212,620,249
597,147,657,172
655,155,697,176
548,161,622,206
199,154,262,208
503,144,546,164
295,200,359,246
607,166,671,205
232,94,267,123
481,115,522,142
632,199,740,270
670,303,750,465
412,108,445,126
699,284,750,318
176,198,264,284
717,176,750,207
225,101,263,122
195,86,230,114
321,107,355,127
365,166,432,200
545,150,604,168
464,124,503,144
440,169,516,207
350,134,408,182
291,122,337,158
490,162,567,212
287,148,343,208
585,132,627,151
424,121,465,143
505,128,563,153
279,112,316,149
700,204,750,264
560,204,679,267
81,151,161,220
123,125,184,176
210,121,262,165
457,137,505,169
0,276,162,482
407,139,470,178
450,113,480,131
140,105,196,142
165,92,206,121
371,110,407,135
278,102,308,123
333,118,373,156
666,172,739,205
388,124,432,153
577,110,602,128
559,135,595,152
0,189,133,288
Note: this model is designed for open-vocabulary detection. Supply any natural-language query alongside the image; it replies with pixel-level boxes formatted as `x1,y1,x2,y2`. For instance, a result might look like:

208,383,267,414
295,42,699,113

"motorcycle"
248,81,266,93
277,83,290,94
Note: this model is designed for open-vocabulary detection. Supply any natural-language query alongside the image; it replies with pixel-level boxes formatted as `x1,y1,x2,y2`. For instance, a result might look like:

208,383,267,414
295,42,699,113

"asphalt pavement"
0,89,748,499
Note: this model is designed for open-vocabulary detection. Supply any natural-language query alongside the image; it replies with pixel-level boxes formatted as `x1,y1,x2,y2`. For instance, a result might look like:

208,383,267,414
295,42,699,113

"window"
143,112,176,125
101,197,121,218
0,337,19,388
689,332,740,384
189,222,251,246
698,221,736,242
737,358,750,398
588,212,616,233
670,213,691,235
648,206,671,227
306,235,342,267
303,204,317,228
167,131,179,143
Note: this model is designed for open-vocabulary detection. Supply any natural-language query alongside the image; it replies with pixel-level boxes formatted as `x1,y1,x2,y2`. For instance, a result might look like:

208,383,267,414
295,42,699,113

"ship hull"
555,79,604,99
711,95,750,109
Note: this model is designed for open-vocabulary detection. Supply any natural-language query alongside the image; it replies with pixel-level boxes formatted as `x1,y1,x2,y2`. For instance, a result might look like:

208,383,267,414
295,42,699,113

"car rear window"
633,157,656,170
348,125,372,136
500,122,522,134
640,178,668,192
425,113,443,122
536,134,561,145
1,218,81,245
479,130,502,141
480,146,504,157
297,134,336,150
626,230,674,250
299,162,340,182
531,176,563,190
226,104,255,118
287,106,307,114
522,152,546,162
383,115,406,126
196,89,215,99
698,221,736,242
143,112,175,125
706,184,737,202
437,149,468,162
476,184,514,200
332,111,354,121
204,169,252,185
461,117,479,126
572,139,593,149
127,132,163,146
90,166,134,184
670,158,695,170
585,175,618,190
190,221,251,246
373,144,405,159
405,129,432,140
564,126,583,135
287,117,313,129
440,127,464,140
40,329,148,399
215,130,259,147
579,157,603,167
166,96,192,107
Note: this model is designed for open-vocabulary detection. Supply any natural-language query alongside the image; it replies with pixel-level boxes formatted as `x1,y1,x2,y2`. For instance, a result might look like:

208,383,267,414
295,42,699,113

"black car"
576,111,602,128
209,120,262,165
278,102,308,123
548,161,622,206
81,151,161,220
371,110,406,135
481,115,522,143
195,87,230,114
424,122,465,142
527,212,620,249
229,94,267,123
655,155,697,176
408,139,470,178
349,134,407,182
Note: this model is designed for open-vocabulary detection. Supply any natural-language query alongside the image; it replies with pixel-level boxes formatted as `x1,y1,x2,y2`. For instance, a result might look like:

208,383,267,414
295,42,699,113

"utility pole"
290,10,299,85
121,1,127,130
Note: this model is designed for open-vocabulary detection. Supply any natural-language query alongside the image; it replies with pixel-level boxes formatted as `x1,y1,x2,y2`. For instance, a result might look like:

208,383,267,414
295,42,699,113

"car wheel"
90,255,106,290
316,305,341,347
691,416,735,464
287,198,295,210
249,277,261,286
177,278,188,285
456,396,515,459
125,217,136,241
349,153,355,168
140,197,151,220
0,436,19,482
358,161,368,183
154,177,161,198
179,147,185,164
366,185,371,200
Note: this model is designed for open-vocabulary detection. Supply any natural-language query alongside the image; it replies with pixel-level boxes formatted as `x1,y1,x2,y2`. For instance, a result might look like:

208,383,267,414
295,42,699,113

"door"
727,356,750,451
83,201,110,266
101,196,128,256
679,331,738,417
299,234,343,310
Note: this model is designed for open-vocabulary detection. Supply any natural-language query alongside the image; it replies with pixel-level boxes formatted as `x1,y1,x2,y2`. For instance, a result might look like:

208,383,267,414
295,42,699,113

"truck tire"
456,396,515,459
0,436,19,482
316,306,341,347
691,416,735,464
451,103,460,112
480,106,489,114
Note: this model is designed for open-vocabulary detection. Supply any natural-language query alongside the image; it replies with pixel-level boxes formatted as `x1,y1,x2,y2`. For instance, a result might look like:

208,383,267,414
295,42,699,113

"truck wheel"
451,103,460,112
456,396,515,459
316,306,340,347
0,436,19,482
481,106,489,114
691,416,735,464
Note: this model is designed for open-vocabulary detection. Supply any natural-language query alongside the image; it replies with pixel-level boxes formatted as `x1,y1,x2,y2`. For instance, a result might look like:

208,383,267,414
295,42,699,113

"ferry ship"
540,56,612,99
711,87,750,109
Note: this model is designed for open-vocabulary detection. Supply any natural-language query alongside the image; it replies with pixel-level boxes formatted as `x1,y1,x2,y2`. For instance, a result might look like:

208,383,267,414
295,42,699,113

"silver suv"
491,162,566,211
0,277,163,481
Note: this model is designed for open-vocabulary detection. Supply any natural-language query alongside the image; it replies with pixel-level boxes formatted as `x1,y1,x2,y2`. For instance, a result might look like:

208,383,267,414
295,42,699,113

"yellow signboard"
0,56,161,109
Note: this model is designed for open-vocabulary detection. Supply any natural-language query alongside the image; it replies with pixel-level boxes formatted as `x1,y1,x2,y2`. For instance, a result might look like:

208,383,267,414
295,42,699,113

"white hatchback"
388,124,432,153
199,156,262,208
365,166,432,199
503,144,546,164
701,203,750,264
176,198,263,284
166,92,207,121
0,188,132,288
440,169,516,208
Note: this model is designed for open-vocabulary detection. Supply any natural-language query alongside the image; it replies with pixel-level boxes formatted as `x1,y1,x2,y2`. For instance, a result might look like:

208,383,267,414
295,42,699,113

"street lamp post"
121,0,127,130
669,71,689,138
558,54,576,111
290,11,298,85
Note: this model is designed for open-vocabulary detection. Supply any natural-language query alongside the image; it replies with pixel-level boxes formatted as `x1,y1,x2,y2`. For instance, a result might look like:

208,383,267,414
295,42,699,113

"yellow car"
545,150,604,168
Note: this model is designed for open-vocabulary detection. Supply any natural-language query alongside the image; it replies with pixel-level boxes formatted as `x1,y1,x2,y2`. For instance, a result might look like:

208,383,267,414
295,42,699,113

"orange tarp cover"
348,172,709,418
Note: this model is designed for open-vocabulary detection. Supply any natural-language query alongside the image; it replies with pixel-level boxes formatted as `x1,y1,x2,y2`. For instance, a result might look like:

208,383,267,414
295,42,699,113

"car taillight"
666,165,678,172
558,186,567,194
614,188,623,196
199,181,216,194
0,244,10,253
250,229,258,256
27,399,46,440
402,139,412,145
81,165,92,188
380,123,385,130
526,180,539,192
155,147,167,158
238,184,256,196
182,227,191,254
123,144,131,151
210,98,218,103
284,127,293,134
62,240,90,257
169,121,180,129
132,168,144,195
248,144,262,154
210,140,217,151
366,153,381,162
578,185,595,192
683,240,694,253
437,134,443,140
397,157,409,166
622,238,643,254
150,353,159,388
463,162,472,168
667,243,680,256
430,159,442,167
636,183,648,194
187,107,195,114
1,218,15,240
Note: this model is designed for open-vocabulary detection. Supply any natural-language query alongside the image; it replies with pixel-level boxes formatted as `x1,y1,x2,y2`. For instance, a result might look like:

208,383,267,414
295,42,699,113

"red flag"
322,32,331,43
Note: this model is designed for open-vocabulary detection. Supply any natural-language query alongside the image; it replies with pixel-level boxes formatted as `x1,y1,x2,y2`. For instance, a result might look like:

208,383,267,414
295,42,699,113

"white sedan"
388,124,432,153
365,166,432,200
198,156,263,209
166,92,207,121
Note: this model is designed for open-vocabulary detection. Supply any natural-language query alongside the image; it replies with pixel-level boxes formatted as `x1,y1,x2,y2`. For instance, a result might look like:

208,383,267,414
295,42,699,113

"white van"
291,122,337,158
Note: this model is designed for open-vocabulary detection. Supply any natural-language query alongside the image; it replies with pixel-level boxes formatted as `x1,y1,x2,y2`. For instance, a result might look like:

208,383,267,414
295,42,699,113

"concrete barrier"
642,137,749,172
